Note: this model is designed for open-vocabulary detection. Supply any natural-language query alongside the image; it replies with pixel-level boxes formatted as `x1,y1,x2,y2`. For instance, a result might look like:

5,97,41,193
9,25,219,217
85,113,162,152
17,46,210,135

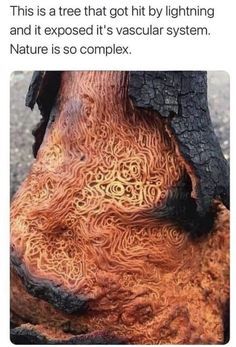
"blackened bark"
129,71,229,215
25,71,61,157
11,252,88,315
10,326,126,345
147,174,215,238
223,299,230,343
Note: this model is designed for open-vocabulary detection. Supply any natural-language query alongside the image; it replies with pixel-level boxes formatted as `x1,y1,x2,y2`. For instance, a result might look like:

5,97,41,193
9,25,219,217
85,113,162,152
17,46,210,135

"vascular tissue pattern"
11,71,229,344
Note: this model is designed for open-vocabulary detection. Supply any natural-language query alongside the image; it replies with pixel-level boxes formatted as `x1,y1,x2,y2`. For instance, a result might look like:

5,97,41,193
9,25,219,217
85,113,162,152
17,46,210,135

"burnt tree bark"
129,71,229,213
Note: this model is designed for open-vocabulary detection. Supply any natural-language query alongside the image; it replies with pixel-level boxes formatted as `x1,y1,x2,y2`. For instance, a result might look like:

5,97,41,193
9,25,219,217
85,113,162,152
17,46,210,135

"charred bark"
129,71,229,215
10,326,126,345
25,71,61,157
11,251,89,314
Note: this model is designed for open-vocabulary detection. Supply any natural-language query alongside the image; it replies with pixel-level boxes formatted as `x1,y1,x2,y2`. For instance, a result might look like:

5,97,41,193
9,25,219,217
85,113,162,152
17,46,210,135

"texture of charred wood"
129,71,229,215
11,251,89,315
25,71,61,157
223,299,230,344
147,174,215,238
10,326,126,345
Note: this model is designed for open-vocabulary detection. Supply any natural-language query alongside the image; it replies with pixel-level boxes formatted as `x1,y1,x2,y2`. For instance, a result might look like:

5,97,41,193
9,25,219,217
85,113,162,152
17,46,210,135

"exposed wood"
11,71,229,344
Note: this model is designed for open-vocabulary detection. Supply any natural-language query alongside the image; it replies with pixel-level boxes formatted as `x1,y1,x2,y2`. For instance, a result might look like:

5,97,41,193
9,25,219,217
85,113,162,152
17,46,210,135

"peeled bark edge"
25,71,61,157
129,71,229,214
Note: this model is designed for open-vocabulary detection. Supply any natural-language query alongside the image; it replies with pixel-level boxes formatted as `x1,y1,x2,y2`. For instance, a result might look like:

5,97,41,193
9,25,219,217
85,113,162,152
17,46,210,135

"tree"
11,71,229,344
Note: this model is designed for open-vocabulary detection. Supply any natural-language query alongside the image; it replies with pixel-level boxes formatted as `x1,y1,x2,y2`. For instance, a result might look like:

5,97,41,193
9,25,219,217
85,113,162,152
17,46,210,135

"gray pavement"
10,71,230,198
10,72,41,197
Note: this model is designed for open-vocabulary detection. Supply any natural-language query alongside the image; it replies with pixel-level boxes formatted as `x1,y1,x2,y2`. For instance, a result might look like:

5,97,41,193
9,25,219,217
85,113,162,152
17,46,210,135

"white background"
0,0,234,345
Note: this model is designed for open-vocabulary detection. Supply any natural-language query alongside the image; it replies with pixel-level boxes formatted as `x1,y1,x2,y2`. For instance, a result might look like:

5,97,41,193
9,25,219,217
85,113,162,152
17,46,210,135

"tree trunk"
11,71,229,344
